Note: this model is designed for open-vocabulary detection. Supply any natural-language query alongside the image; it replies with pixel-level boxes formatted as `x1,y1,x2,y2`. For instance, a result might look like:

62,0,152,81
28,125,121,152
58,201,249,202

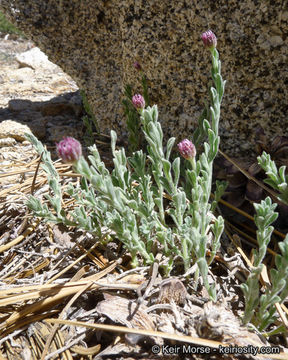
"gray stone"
1,1,287,157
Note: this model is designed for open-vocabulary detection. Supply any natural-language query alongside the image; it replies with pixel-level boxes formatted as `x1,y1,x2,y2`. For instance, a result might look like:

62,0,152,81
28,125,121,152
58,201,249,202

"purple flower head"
56,137,82,163
133,61,142,71
132,94,145,110
201,30,217,49
177,139,196,160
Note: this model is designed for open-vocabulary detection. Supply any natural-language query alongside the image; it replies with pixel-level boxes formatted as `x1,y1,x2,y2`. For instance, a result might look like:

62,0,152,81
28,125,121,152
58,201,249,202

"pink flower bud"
56,137,82,163
133,61,142,71
132,94,145,110
201,30,217,49
177,139,196,160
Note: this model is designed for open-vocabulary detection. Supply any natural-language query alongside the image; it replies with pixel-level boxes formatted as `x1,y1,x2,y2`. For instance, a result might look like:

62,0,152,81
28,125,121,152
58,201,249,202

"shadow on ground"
0,90,84,146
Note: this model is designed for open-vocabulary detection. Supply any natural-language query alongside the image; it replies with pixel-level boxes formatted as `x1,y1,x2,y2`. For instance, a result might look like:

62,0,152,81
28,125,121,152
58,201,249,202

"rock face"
1,1,287,156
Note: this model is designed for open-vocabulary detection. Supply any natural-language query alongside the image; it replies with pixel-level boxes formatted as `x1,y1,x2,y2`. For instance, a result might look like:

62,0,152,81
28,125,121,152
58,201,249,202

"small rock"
15,47,58,70
157,278,187,305
0,120,32,141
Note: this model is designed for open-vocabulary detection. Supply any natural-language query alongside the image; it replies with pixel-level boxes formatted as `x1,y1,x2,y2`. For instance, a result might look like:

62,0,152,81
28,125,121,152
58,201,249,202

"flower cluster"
132,94,145,110
177,139,196,160
56,137,82,163
201,30,217,49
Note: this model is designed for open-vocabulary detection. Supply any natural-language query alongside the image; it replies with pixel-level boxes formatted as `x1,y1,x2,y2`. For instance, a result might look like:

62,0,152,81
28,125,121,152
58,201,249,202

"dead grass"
0,140,288,360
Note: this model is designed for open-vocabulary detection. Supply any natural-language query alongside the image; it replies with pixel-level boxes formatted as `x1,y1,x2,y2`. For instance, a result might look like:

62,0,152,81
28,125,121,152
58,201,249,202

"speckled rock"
1,1,287,156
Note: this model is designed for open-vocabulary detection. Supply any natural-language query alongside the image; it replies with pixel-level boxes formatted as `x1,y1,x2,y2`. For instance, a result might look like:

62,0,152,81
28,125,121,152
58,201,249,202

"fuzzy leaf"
166,137,175,160
172,157,180,187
